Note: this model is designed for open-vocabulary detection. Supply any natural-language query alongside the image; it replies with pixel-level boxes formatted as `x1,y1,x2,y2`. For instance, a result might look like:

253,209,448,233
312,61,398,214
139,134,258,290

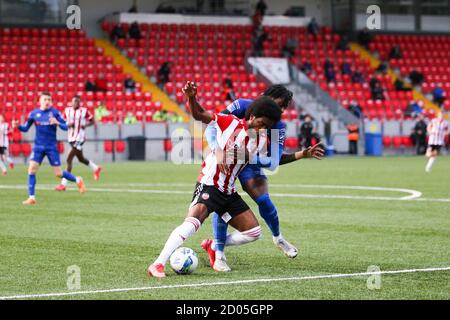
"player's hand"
49,117,59,126
182,81,197,98
68,122,75,128
302,143,325,160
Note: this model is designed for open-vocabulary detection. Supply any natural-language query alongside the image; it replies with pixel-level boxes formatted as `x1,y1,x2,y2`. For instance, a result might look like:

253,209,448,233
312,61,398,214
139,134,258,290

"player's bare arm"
182,81,214,124
279,143,325,165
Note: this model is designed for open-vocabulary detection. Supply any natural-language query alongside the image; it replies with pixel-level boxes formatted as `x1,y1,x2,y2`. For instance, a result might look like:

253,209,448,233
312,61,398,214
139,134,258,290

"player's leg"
148,203,208,278
425,146,438,172
5,149,14,169
0,149,7,175
242,175,298,258
49,149,86,193
148,184,212,278
201,212,228,268
57,147,77,190
74,147,101,181
23,160,40,205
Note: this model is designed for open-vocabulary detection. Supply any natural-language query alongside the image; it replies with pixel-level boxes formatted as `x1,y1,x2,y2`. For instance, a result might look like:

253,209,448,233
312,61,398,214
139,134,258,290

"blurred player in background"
202,85,324,271
425,111,448,172
55,96,101,191
0,114,14,175
147,82,282,277
13,92,86,205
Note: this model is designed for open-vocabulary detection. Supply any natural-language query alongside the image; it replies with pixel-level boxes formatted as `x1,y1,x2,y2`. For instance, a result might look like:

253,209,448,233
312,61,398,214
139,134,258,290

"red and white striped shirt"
0,122,10,148
428,118,448,146
197,113,263,195
64,107,93,143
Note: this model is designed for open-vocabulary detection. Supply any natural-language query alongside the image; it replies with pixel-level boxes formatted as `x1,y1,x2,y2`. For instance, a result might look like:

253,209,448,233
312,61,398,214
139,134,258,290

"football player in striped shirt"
55,96,101,191
0,114,13,175
147,81,282,278
425,111,448,172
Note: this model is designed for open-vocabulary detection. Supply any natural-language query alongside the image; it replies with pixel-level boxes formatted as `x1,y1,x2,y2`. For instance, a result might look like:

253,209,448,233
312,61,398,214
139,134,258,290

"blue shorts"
30,145,61,167
238,164,267,186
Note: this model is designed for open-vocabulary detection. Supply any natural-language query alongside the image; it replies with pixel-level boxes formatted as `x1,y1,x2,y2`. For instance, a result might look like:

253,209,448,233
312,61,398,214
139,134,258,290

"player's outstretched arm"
279,143,324,165
13,117,33,132
182,81,214,124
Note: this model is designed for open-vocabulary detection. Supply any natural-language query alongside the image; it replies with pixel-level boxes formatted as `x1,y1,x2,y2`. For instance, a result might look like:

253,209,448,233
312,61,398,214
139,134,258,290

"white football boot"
273,236,298,258
213,256,231,272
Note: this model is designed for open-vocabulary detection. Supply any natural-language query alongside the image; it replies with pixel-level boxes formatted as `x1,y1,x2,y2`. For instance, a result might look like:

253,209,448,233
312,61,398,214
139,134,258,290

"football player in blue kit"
201,85,324,271
13,92,86,205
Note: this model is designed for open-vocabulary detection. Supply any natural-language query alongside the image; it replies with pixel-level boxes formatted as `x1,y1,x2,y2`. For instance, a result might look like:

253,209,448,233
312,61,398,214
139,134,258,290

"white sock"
425,157,435,172
225,226,262,247
154,217,201,265
216,250,225,260
88,161,98,172
29,195,35,200
75,177,81,184
6,157,13,165
61,178,68,186
273,234,283,242
0,160,6,172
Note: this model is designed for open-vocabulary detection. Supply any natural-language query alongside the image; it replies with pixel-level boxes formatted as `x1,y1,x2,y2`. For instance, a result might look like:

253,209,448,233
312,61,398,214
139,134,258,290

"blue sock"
28,174,36,197
62,171,77,182
256,193,280,237
212,212,227,252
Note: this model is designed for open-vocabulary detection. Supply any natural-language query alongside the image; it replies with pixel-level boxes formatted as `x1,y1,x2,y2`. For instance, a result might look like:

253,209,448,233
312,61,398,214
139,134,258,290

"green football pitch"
0,156,449,300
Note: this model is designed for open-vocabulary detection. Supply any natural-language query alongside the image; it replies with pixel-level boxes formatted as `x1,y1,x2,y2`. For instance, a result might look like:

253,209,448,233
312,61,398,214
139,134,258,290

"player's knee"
255,193,276,215
243,225,262,242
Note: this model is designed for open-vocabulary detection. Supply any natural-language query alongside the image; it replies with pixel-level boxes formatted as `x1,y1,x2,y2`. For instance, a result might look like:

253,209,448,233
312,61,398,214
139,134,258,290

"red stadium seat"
382,136,392,147
21,143,32,157
115,140,125,153
284,137,299,150
58,142,65,154
10,144,21,157
104,141,113,153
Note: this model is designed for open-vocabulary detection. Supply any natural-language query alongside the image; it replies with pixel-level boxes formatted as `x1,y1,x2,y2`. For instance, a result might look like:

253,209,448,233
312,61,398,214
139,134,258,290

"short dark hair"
40,91,51,97
245,96,282,123
263,85,293,109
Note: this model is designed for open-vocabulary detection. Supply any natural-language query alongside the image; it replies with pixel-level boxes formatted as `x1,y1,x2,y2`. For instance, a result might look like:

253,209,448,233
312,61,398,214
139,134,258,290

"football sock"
155,217,201,265
256,193,280,237
28,174,36,197
425,157,435,172
225,226,262,246
62,171,77,182
61,178,68,186
212,212,227,252
6,156,13,165
0,160,6,172
88,160,98,172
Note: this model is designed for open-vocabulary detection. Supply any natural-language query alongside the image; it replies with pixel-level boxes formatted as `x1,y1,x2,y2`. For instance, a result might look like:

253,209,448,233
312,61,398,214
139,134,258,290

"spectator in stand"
85,80,96,92
412,113,428,155
322,114,333,145
324,59,336,83
307,17,320,37
110,24,126,43
394,79,411,91
409,69,425,87
157,62,171,88
256,0,267,16
352,71,364,84
300,61,312,75
299,115,314,148
336,36,349,51
94,73,107,92
388,44,402,60
124,112,138,124
253,28,269,57
124,75,136,93
152,110,168,122
222,78,236,102
341,61,352,75
128,0,138,13
376,62,388,74
369,77,384,100
166,112,183,123
357,28,372,49
129,21,141,40
432,85,445,107
405,100,423,118
94,101,110,121
348,100,363,118
252,8,263,33
282,37,298,59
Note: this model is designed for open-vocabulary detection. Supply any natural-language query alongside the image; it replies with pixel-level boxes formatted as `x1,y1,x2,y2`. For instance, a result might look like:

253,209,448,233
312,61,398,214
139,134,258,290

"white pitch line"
0,184,446,202
1,266,449,300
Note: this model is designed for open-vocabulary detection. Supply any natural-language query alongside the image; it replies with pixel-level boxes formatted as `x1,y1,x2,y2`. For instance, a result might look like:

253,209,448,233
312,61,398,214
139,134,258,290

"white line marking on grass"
1,266,449,300
0,184,431,202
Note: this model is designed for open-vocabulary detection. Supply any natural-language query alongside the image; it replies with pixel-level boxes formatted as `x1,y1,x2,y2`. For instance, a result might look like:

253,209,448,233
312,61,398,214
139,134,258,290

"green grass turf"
0,156,449,300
